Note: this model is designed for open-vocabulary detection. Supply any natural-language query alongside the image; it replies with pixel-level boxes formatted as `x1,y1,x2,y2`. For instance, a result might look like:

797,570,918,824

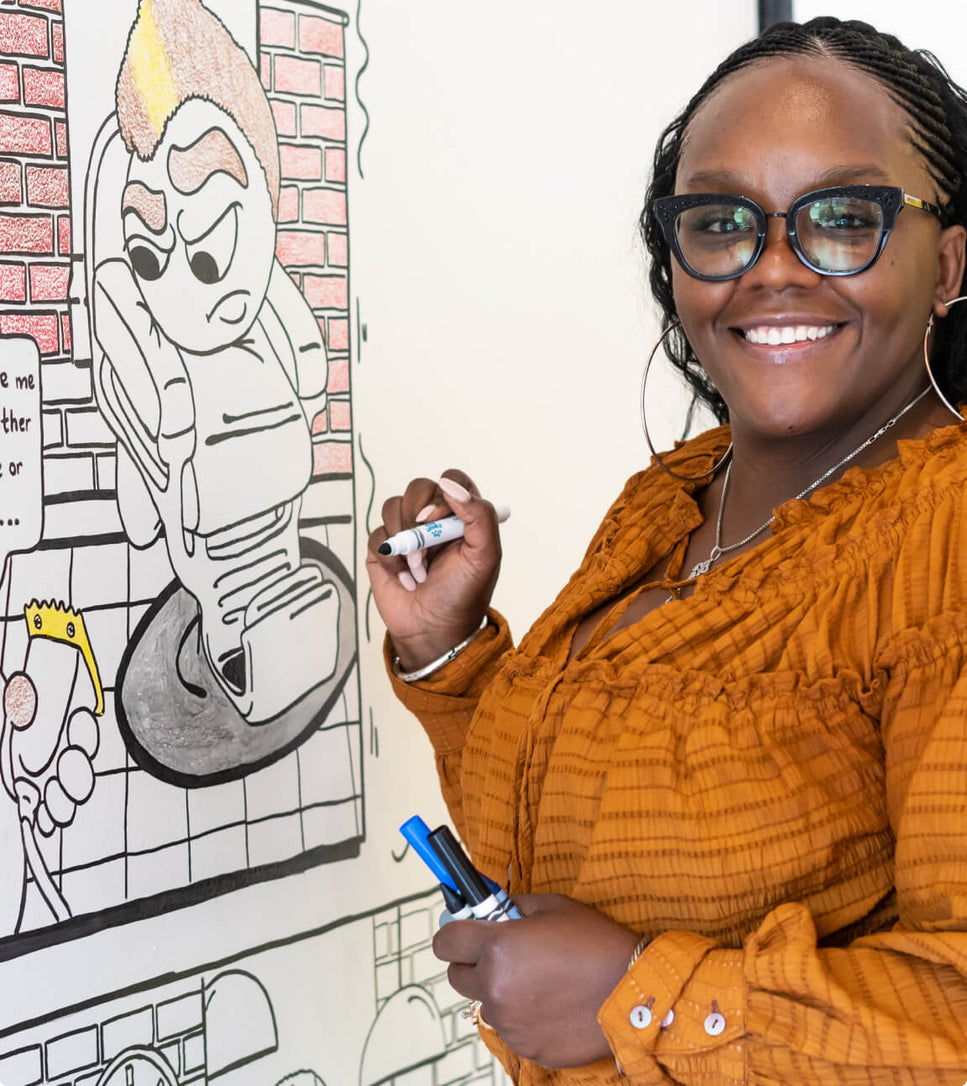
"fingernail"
406,551,427,583
439,476,471,503
415,504,437,524
397,571,417,592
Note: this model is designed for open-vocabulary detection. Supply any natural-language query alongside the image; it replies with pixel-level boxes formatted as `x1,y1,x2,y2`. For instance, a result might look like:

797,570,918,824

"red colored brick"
0,161,21,204
271,99,296,137
22,67,64,109
288,269,301,290
0,64,19,103
0,263,26,302
57,214,70,255
29,262,68,301
323,65,344,102
327,317,349,352
312,439,351,476
301,104,344,142
0,113,50,156
327,232,347,267
260,54,272,91
259,7,294,48
54,120,67,158
51,22,63,64
328,399,351,431
276,229,325,267
26,165,67,207
278,185,299,223
0,13,49,58
60,311,70,354
300,15,343,59
279,143,321,181
324,148,345,183
303,187,346,226
311,410,327,434
0,213,52,253
21,0,63,13
274,55,321,96
302,273,347,310
0,310,58,354
327,354,348,392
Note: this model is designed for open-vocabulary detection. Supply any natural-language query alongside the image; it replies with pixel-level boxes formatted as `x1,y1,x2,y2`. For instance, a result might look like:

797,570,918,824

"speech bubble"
0,336,43,572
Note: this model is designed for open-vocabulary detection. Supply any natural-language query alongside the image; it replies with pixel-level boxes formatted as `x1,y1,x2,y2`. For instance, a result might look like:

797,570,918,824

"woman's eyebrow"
680,164,894,192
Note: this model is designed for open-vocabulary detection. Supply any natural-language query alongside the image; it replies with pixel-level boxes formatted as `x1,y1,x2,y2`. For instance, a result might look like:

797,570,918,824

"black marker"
428,825,521,921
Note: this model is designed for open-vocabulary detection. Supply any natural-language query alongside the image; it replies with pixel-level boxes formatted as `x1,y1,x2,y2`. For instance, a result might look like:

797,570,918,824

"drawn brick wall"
0,0,116,511
259,0,352,481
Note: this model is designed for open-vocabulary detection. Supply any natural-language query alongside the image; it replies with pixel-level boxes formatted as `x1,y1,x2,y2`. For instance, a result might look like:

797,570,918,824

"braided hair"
642,17,967,424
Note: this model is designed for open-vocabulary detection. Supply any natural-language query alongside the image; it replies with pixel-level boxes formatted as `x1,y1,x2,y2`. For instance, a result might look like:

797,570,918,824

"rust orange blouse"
389,422,967,1085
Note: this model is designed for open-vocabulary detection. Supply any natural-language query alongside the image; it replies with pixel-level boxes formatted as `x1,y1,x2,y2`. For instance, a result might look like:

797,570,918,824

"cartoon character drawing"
85,0,357,783
0,603,102,934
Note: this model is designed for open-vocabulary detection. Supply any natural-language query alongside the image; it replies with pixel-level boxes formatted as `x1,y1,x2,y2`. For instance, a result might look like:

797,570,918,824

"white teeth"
743,324,836,345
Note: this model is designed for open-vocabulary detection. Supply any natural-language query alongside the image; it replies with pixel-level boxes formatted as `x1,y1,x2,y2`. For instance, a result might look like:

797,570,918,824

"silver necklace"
686,386,932,580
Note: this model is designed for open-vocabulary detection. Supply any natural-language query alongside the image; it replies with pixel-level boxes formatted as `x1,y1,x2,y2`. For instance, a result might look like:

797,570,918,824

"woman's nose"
743,215,822,289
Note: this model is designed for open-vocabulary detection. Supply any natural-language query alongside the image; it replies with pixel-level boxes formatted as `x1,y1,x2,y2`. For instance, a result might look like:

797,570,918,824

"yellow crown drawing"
128,0,180,140
24,601,104,716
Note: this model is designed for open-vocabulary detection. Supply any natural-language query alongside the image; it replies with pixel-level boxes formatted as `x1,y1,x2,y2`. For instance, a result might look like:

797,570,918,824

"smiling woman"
368,15,967,1086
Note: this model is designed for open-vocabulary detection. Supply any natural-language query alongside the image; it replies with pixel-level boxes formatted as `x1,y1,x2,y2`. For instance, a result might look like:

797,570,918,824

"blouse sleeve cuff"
598,930,745,1079
383,609,513,753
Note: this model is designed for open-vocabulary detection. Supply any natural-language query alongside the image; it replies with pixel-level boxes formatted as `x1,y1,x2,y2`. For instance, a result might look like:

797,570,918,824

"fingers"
433,916,491,964
437,470,501,564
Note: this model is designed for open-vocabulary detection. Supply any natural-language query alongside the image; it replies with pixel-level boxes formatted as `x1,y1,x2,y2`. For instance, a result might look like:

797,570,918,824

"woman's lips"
742,323,837,345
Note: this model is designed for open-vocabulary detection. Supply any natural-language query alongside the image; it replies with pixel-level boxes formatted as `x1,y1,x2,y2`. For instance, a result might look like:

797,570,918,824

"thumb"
438,474,501,559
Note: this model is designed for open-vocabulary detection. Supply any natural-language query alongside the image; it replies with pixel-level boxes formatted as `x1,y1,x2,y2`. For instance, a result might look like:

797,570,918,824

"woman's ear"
933,223,967,318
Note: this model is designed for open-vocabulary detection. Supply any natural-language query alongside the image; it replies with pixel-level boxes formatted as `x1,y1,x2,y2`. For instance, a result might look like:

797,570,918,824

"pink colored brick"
57,214,70,254
278,185,299,223
301,104,344,142
324,148,345,183
0,13,49,58
303,187,346,226
61,311,70,354
0,112,50,156
271,99,296,137
54,120,67,158
0,64,19,103
51,22,63,64
311,409,327,434
327,317,349,352
29,263,67,301
324,66,344,102
21,0,62,12
0,213,52,253
279,143,321,181
312,440,351,476
0,311,58,354
327,232,347,267
326,354,348,393
300,15,343,58
329,399,351,431
23,66,64,109
274,55,320,97
276,230,326,267
260,54,271,91
303,273,347,310
0,263,25,302
26,165,67,207
0,161,21,204
259,7,294,48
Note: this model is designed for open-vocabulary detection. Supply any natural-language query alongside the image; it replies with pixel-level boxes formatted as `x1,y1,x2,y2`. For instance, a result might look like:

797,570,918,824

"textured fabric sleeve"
385,609,513,837
599,618,967,1085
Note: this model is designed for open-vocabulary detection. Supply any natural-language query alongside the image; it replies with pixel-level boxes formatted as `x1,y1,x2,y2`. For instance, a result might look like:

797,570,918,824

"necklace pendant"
688,558,713,579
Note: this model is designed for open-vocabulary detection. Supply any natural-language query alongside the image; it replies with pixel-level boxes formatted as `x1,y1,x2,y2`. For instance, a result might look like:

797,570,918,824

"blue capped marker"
400,815,460,893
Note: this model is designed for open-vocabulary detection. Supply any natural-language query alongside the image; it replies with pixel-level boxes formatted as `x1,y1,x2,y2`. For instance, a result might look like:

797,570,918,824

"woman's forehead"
677,55,925,194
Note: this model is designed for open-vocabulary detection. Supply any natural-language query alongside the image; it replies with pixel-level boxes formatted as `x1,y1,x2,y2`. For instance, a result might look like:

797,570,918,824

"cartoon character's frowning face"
122,99,276,354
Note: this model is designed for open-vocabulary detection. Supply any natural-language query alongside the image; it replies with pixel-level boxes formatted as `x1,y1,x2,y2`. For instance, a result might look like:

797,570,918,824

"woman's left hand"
433,893,640,1069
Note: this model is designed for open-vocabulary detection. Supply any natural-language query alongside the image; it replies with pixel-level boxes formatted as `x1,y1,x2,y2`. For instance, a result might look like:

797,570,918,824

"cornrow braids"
642,17,967,424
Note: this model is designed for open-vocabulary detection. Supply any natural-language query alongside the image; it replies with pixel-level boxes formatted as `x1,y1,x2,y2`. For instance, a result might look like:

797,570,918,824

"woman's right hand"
366,470,502,672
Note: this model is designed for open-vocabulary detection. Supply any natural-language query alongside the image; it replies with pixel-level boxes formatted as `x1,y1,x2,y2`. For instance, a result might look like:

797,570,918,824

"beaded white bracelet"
392,615,489,682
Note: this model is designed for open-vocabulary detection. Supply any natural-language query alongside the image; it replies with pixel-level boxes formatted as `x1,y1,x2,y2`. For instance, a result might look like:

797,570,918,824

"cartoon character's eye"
127,237,171,282
186,203,238,285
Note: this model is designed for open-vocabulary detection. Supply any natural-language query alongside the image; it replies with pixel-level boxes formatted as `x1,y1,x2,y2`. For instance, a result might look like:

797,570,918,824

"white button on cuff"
661,1008,674,1028
704,1011,726,1036
629,1004,653,1030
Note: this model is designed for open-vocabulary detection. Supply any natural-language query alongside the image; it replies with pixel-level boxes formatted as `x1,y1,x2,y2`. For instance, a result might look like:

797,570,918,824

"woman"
367,18,967,1084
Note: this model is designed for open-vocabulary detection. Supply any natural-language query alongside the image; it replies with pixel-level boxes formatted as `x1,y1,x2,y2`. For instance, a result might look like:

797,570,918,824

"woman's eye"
186,204,239,285
127,239,170,281
810,203,878,230
688,210,754,235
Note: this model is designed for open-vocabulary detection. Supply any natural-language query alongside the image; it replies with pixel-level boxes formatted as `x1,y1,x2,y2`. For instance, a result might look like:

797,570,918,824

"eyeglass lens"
675,195,887,277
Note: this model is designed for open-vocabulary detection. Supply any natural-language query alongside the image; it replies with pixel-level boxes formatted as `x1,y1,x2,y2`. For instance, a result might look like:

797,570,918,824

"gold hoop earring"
640,321,732,482
923,296,967,420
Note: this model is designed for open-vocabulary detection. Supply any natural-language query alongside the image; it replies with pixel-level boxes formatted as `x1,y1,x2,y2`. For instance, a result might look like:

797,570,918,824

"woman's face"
672,56,965,441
